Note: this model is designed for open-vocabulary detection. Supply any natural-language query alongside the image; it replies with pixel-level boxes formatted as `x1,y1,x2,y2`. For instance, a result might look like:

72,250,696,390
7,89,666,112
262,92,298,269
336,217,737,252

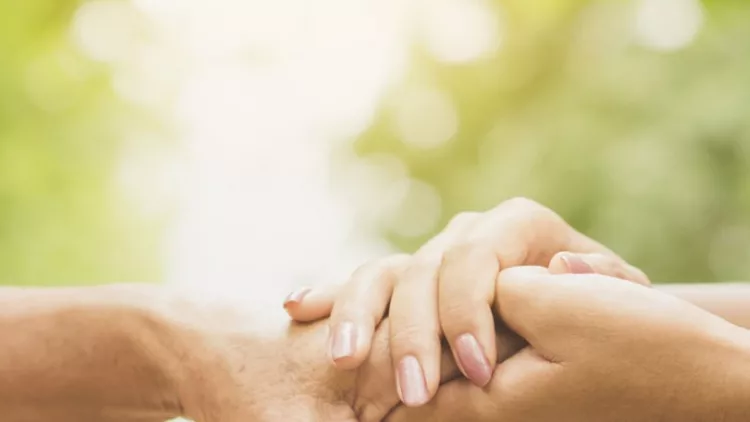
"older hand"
386,268,750,422
168,291,474,422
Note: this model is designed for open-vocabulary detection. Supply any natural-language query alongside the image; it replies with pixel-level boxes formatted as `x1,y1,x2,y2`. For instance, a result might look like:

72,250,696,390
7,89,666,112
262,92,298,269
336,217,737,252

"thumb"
493,266,614,356
494,266,660,358
493,266,562,350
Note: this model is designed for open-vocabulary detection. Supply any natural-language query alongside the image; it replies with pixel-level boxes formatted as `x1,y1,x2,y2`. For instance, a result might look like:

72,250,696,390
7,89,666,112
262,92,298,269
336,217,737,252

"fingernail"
560,254,594,274
330,321,357,361
455,333,493,387
396,355,429,406
283,287,311,308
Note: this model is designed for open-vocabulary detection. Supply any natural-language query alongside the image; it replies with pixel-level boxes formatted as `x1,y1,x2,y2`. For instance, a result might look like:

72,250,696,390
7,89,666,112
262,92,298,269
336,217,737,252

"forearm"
0,284,186,422
658,283,750,329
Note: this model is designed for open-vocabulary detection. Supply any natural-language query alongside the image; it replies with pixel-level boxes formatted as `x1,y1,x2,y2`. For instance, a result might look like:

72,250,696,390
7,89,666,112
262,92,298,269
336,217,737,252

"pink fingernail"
560,254,594,274
283,288,311,308
455,333,493,387
330,321,357,361
396,355,429,406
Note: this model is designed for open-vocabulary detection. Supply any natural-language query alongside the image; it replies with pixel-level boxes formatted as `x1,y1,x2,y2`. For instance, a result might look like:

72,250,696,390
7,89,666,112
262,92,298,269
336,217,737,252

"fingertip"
283,287,312,309
283,287,334,322
547,252,569,275
453,333,494,387
283,287,312,319
329,321,374,370
549,252,595,275
395,355,433,407
558,252,595,274
550,252,651,286
331,354,366,370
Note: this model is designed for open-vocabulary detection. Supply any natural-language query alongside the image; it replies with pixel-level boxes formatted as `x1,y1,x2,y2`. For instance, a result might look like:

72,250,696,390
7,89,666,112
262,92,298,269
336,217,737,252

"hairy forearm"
658,283,750,330
0,285,185,422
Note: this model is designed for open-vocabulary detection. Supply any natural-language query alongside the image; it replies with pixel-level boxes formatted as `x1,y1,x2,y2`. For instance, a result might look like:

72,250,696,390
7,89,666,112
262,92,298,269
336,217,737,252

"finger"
384,377,485,422
494,266,652,359
383,212,480,407
385,347,553,422
493,266,562,352
418,211,480,259
328,254,409,369
548,252,651,286
438,243,497,387
354,318,523,422
352,318,464,422
389,258,442,407
283,285,337,322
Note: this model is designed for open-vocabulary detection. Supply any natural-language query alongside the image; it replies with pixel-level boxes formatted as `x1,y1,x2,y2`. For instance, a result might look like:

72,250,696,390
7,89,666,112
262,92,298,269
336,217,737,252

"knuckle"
443,241,495,263
499,197,557,224
332,300,369,322
400,258,440,284
447,211,480,229
353,254,411,284
501,196,542,212
390,323,440,353
439,303,482,332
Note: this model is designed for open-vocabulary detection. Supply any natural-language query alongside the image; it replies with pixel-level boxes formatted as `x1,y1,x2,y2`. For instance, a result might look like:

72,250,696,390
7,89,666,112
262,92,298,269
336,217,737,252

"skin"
0,284,476,422
3,195,749,421
385,268,750,422
287,197,750,418
286,197,648,406
657,283,750,329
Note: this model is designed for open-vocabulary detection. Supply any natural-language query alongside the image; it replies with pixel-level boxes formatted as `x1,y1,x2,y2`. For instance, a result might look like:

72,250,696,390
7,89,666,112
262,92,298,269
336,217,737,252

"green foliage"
354,0,750,282
4,0,749,286
0,0,163,285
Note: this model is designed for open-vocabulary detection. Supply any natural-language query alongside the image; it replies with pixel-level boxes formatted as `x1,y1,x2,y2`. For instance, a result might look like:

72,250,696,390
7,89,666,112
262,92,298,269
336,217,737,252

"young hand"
285,198,648,406
385,267,750,422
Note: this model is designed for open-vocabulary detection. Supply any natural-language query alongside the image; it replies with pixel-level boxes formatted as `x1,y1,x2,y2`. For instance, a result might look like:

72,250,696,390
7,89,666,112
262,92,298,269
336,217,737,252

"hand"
166,291,470,422
386,267,750,422
286,198,648,406
163,294,363,422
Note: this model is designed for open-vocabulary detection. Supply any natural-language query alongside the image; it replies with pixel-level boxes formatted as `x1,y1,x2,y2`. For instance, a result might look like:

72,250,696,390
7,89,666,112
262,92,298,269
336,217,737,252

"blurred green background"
0,0,165,285
353,0,750,283
2,0,750,285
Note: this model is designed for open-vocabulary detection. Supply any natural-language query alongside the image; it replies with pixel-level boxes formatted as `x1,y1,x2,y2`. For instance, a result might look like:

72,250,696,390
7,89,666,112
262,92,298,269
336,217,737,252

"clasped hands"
179,198,750,422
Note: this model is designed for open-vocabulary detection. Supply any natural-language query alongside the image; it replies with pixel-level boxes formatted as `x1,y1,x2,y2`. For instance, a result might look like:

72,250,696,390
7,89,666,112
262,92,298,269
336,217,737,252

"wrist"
152,289,273,421
109,285,192,419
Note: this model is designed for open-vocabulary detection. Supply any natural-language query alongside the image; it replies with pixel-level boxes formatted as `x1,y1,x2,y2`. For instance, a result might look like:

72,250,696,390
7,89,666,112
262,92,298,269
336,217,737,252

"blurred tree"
351,0,750,283
0,0,164,285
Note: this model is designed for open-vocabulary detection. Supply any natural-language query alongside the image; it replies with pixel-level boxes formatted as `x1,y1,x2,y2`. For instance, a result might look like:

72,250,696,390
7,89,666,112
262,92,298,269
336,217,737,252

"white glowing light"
71,0,144,63
393,87,459,149
634,0,704,51
160,0,413,296
112,45,180,108
73,0,416,299
420,0,502,63
117,140,184,218
341,154,411,224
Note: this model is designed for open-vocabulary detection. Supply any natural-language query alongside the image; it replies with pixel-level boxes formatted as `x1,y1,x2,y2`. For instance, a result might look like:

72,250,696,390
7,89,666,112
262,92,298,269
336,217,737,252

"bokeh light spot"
393,87,459,149
71,0,145,63
389,179,443,238
634,0,704,51
420,0,502,63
